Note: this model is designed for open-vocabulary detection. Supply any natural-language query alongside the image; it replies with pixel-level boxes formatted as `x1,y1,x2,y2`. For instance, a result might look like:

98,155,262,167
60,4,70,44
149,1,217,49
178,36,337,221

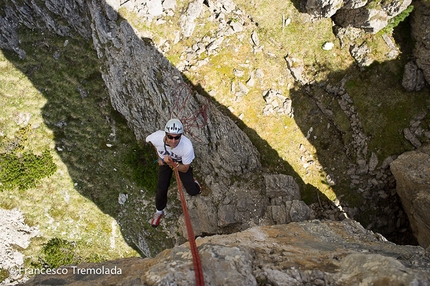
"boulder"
402,61,426,91
303,0,344,18
303,0,412,34
333,7,389,34
390,144,430,248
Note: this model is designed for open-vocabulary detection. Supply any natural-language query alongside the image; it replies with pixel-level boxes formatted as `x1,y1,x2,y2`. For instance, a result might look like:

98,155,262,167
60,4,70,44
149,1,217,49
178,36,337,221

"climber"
146,118,202,227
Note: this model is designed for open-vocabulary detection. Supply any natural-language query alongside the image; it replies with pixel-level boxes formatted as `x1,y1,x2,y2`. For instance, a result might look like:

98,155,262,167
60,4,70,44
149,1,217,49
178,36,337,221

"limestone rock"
262,90,294,117
23,220,430,285
390,144,430,248
402,61,426,91
349,41,374,67
343,0,368,10
180,0,204,37
285,55,308,85
410,0,430,87
251,30,259,46
303,0,344,18
264,174,310,224
264,173,301,200
329,0,411,34
403,127,422,148
0,209,40,285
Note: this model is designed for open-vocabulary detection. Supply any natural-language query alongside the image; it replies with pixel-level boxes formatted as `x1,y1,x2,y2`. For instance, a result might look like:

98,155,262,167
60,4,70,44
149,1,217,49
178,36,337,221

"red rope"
173,167,205,285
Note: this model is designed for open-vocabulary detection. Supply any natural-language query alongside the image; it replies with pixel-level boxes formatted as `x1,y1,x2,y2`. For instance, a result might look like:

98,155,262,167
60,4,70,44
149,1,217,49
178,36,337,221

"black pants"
155,164,200,211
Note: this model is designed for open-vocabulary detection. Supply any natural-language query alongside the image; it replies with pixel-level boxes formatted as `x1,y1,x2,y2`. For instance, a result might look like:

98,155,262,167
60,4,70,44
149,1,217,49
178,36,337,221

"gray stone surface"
390,144,430,248
23,220,430,285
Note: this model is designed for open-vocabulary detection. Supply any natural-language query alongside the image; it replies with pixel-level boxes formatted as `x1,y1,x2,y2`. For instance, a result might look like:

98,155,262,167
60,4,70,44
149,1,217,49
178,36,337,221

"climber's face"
166,133,181,148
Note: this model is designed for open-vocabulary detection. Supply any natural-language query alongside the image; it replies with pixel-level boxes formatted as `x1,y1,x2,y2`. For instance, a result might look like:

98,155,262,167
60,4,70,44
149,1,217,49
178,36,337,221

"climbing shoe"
194,179,202,194
150,211,163,228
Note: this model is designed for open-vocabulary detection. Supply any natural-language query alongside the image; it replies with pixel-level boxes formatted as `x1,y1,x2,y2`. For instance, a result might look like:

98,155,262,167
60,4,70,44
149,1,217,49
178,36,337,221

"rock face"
402,61,426,91
410,0,430,88
402,0,430,91
303,0,412,33
23,220,430,285
390,144,430,248
0,0,265,236
0,0,309,256
0,209,40,286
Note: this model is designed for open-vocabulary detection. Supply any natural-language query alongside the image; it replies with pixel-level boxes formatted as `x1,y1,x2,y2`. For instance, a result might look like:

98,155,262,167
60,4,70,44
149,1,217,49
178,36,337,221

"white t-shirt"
146,130,195,165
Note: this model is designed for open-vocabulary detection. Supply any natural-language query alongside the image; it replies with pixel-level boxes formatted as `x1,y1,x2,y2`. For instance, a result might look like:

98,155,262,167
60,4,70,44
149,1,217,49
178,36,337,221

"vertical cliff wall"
0,0,280,241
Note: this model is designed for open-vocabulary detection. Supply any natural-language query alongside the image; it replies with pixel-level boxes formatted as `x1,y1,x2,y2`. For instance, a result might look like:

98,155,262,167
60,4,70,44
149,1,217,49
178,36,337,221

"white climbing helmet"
165,119,183,134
